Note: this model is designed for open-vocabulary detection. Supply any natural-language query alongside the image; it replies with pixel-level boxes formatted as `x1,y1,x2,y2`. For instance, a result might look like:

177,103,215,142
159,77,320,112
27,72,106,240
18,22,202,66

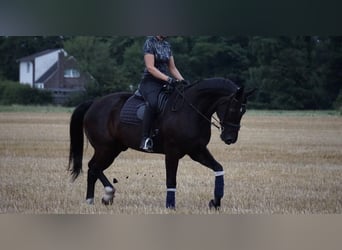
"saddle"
119,89,169,125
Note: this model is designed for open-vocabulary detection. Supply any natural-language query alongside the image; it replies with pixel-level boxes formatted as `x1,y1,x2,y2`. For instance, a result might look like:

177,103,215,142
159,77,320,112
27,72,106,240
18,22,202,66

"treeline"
0,36,341,109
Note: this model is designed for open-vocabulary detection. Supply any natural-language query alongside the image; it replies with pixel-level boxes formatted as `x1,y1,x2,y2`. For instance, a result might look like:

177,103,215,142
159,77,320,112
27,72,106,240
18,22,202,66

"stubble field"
0,110,341,214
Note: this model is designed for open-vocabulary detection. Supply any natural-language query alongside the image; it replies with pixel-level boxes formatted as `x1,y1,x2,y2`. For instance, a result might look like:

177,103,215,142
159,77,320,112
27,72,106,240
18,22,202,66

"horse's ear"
245,88,257,99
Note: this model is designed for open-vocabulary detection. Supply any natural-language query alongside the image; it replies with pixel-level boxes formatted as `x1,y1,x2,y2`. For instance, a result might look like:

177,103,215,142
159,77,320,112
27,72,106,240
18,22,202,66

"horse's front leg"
209,170,224,210
165,153,180,209
189,147,224,210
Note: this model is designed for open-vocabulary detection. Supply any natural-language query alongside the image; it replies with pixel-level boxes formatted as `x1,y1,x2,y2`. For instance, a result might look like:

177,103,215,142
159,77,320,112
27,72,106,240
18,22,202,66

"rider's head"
156,36,168,40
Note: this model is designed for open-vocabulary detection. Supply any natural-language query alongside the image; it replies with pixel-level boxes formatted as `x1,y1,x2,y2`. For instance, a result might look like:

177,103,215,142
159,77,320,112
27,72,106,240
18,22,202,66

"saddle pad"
120,95,144,125
120,92,169,125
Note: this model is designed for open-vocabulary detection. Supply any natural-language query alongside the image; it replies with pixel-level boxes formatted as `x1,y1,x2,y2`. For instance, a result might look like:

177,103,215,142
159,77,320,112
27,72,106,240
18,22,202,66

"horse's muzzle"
221,134,237,145
224,138,236,145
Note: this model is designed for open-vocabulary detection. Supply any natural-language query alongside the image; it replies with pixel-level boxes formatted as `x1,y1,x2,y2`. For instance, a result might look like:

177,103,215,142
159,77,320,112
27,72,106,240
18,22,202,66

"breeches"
139,78,164,112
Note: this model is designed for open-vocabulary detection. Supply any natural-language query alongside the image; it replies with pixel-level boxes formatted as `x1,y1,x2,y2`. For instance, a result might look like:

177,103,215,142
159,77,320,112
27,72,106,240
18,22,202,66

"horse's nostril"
224,136,238,145
225,139,233,144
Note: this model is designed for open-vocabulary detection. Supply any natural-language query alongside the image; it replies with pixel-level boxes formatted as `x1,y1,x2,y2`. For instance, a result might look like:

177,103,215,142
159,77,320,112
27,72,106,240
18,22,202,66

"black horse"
68,77,255,209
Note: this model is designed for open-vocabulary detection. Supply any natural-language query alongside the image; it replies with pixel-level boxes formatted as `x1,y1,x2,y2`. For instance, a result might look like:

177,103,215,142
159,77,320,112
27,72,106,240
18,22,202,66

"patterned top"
142,36,173,78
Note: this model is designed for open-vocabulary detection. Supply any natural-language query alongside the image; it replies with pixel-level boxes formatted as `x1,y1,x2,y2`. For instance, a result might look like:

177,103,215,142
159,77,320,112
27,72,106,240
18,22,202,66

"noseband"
220,122,241,132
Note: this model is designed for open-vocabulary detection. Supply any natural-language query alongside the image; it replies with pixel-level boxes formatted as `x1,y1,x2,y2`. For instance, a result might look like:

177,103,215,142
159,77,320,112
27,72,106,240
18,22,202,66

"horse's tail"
68,100,93,181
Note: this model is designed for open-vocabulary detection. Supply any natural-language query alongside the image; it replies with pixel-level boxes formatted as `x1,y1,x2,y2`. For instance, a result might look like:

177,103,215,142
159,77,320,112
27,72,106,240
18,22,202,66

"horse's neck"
186,81,236,116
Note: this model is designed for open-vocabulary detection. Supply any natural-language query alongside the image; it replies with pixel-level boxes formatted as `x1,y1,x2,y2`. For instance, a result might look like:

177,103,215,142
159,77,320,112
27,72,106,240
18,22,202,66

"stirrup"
141,137,153,152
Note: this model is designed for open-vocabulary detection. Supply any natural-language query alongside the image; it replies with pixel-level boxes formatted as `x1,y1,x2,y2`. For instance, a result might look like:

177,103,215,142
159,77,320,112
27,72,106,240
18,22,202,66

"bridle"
216,97,243,132
173,84,242,132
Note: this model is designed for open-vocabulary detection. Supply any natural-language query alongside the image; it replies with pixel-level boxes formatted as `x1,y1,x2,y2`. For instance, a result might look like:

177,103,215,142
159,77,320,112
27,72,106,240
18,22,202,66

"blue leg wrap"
166,190,176,208
214,175,224,198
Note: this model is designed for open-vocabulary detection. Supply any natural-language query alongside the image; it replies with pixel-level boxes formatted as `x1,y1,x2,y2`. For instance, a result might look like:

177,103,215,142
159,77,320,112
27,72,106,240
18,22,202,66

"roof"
35,62,58,83
17,49,64,62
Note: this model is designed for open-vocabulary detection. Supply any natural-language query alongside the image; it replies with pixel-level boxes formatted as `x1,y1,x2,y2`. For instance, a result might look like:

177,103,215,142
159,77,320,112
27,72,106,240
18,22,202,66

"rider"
139,36,185,152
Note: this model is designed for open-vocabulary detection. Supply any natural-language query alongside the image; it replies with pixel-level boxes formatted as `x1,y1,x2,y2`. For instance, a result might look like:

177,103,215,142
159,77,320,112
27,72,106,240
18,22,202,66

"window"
35,83,44,89
64,69,80,78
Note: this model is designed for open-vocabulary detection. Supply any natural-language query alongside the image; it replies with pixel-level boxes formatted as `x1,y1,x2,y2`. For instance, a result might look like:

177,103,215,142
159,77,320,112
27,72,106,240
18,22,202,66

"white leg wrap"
104,186,114,193
103,186,115,202
167,188,176,192
214,171,225,177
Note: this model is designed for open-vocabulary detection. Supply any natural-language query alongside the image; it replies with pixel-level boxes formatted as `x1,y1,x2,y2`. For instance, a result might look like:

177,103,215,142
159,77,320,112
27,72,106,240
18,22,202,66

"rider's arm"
168,56,184,81
144,54,169,82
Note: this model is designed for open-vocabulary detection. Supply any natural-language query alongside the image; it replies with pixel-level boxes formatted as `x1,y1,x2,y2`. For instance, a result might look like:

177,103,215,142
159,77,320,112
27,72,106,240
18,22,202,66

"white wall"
19,61,33,87
35,49,66,81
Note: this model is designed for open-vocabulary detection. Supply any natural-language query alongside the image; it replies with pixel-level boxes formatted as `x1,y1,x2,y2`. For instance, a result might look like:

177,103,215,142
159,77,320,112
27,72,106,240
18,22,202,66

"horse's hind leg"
86,160,99,204
86,147,122,205
99,172,115,205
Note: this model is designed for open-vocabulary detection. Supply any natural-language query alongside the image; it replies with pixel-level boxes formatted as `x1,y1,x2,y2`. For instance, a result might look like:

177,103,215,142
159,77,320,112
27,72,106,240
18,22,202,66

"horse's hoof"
102,186,115,206
86,198,94,205
166,205,176,210
209,199,220,210
101,198,113,206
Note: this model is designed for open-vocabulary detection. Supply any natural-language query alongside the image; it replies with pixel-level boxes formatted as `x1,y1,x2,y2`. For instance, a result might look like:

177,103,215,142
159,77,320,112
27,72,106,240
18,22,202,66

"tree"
178,36,249,85
323,37,342,108
63,36,114,91
245,36,335,109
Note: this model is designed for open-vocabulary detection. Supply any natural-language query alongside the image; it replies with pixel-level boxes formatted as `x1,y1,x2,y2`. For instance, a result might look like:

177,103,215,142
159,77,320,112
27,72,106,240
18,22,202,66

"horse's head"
216,87,256,145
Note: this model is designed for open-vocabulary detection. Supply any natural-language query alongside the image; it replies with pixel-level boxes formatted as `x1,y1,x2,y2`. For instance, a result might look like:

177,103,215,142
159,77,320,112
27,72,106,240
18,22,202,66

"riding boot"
140,105,154,152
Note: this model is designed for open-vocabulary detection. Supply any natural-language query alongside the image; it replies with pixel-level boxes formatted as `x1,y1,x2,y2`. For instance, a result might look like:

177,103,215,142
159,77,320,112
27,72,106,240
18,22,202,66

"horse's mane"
188,77,239,94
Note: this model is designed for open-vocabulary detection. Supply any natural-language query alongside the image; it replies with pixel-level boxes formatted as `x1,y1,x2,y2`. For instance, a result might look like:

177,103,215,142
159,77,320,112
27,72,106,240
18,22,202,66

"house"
18,49,92,104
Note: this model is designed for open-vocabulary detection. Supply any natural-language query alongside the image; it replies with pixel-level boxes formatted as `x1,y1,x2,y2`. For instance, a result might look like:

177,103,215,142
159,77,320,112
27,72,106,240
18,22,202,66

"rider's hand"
167,77,178,85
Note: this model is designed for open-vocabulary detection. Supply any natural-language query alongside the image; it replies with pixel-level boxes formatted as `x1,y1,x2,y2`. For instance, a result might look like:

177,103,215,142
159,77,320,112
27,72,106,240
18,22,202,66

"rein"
172,84,224,131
